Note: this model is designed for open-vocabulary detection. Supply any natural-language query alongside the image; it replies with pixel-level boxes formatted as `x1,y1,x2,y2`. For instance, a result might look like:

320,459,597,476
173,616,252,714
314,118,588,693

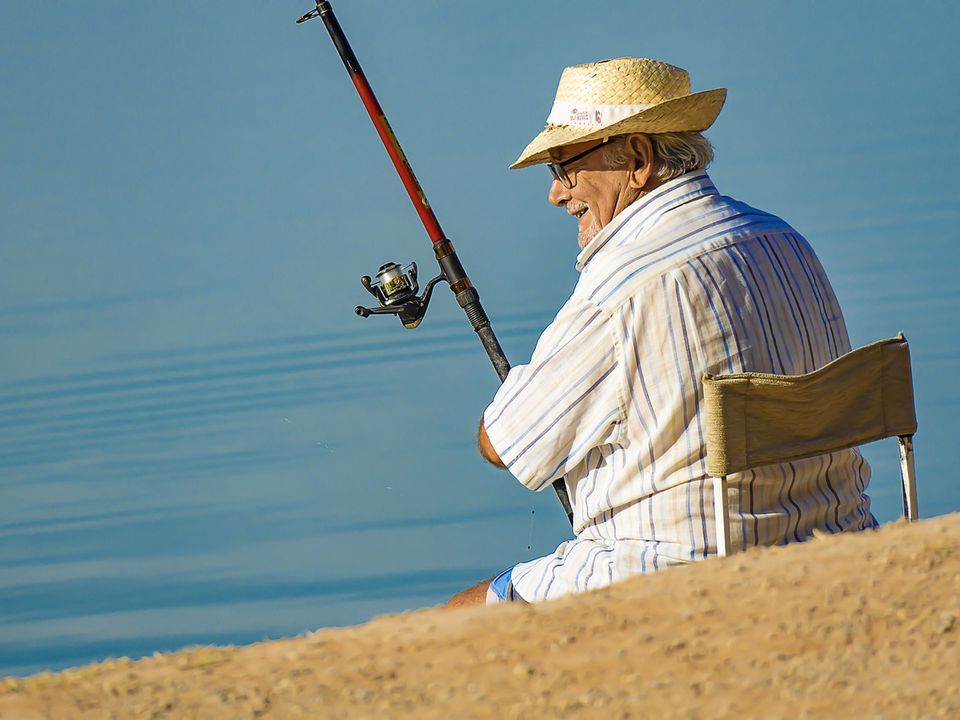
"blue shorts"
486,566,524,604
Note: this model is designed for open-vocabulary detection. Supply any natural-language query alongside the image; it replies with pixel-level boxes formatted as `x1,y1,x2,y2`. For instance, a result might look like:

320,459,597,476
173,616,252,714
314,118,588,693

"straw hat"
510,57,726,170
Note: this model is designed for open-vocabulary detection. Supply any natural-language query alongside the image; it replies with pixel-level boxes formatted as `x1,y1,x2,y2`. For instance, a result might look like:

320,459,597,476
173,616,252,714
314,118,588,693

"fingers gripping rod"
298,0,574,525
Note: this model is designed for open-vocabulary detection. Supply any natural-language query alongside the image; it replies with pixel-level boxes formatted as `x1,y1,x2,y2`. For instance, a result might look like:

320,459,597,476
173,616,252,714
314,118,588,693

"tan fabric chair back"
703,334,917,477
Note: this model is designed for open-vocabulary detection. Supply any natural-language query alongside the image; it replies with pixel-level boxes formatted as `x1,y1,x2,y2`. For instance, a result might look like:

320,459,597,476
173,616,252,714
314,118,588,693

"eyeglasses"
546,139,611,189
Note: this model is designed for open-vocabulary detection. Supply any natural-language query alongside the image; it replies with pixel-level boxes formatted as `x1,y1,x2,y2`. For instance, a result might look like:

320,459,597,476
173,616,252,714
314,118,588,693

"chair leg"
713,475,731,557
898,435,919,522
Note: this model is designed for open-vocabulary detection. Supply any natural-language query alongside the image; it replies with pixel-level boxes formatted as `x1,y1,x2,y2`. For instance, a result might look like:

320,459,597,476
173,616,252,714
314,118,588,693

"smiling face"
547,134,660,249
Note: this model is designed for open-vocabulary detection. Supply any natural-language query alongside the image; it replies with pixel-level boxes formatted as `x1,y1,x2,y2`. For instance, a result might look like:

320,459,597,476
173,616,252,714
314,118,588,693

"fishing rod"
296,0,574,525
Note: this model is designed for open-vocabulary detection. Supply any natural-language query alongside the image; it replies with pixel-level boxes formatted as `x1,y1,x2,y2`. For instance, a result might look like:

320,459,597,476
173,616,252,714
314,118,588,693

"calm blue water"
1,2,958,677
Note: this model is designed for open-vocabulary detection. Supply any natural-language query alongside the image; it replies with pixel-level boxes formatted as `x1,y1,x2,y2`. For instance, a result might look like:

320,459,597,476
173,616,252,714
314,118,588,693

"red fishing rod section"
297,0,575,525
298,1,444,244
350,77,446,245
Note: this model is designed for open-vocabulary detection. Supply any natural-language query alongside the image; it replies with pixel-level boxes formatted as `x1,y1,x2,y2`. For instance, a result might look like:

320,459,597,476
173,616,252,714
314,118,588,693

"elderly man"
447,57,874,608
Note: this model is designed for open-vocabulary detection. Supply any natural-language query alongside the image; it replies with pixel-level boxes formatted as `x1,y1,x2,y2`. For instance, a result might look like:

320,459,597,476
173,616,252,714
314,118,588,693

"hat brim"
509,87,727,170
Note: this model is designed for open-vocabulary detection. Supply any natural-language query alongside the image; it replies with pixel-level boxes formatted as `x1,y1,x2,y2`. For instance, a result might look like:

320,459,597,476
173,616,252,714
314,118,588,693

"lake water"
1,2,958,678
3,208,957,680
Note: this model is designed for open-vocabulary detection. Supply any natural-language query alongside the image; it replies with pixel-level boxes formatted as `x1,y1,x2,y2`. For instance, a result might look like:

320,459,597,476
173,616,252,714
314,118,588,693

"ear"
624,134,655,190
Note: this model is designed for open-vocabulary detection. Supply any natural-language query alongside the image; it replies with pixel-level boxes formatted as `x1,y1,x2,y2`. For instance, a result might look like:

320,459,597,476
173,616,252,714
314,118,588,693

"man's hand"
477,419,506,468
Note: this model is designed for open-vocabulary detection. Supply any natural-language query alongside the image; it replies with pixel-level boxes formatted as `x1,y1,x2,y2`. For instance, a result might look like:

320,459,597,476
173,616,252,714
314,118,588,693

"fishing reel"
355,261,444,329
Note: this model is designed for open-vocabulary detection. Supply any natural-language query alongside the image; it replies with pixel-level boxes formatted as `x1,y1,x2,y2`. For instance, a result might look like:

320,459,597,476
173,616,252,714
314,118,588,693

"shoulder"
577,193,796,312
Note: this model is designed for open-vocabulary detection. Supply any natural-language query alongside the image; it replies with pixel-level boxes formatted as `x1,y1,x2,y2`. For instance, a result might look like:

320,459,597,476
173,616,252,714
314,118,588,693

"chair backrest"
702,333,917,477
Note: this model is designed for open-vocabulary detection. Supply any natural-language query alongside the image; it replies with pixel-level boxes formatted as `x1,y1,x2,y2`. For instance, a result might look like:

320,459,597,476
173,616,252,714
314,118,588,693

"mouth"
567,202,589,221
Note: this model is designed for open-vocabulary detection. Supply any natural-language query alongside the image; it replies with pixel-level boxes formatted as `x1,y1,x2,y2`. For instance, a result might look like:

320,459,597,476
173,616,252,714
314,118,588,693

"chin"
578,223,602,249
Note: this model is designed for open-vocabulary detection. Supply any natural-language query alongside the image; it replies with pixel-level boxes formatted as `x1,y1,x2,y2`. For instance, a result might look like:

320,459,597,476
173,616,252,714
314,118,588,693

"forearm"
477,419,506,468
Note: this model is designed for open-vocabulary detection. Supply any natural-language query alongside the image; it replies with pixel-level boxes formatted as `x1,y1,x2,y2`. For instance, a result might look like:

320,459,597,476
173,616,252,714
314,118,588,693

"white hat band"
546,100,655,128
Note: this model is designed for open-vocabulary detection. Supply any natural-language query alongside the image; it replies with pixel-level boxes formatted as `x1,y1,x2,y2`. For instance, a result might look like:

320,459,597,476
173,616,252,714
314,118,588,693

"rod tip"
295,8,319,23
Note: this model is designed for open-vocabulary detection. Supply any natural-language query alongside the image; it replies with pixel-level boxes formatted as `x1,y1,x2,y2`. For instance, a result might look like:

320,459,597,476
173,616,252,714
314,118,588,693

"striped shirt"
483,171,875,602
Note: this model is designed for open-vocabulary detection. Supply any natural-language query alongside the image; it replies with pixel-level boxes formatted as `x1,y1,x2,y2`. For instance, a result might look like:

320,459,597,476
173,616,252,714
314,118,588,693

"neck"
614,176,664,216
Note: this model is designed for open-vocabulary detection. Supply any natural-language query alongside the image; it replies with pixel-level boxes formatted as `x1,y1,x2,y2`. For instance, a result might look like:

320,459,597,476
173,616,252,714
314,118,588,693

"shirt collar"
575,171,719,271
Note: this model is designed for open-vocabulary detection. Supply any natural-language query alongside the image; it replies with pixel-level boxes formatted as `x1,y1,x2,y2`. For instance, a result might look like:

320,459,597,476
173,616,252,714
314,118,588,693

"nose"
548,177,570,207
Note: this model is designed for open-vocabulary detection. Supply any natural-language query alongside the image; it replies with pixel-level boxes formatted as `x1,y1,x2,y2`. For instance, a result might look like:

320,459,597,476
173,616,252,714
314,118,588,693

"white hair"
602,131,714,181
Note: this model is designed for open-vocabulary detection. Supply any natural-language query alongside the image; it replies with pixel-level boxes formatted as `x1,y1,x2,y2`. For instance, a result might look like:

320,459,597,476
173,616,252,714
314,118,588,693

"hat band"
546,100,655,128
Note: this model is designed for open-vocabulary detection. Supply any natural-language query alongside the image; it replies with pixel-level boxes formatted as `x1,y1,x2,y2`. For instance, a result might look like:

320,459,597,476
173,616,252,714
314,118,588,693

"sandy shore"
2,514,959,719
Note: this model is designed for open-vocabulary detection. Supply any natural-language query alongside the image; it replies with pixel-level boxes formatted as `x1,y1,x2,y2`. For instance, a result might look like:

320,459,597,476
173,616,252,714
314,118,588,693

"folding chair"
703,333,918,558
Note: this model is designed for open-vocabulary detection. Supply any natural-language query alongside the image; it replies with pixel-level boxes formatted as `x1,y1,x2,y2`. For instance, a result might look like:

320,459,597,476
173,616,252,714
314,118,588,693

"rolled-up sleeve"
482,297,626,491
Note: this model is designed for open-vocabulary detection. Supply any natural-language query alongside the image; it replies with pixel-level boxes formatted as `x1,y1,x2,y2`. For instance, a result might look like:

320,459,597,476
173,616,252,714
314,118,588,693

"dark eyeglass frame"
546,139,611,189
